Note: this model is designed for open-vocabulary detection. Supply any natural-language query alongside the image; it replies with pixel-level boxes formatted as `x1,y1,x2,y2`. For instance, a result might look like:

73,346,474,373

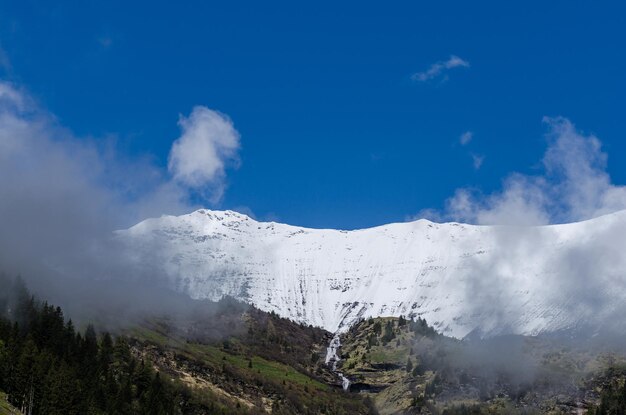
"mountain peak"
194,209,254,221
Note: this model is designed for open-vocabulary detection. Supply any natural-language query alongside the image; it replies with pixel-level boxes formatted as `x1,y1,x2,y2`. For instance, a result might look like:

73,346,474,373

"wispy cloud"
471,153,485,170
412,55,470,82
460,131,473,145
0,80,243,273
0,81,195,228
0,80,249,321
411,117,626,226
0,80,253,326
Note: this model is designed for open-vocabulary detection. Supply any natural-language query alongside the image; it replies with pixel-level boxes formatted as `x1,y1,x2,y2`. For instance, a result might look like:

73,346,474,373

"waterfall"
325,333,351,391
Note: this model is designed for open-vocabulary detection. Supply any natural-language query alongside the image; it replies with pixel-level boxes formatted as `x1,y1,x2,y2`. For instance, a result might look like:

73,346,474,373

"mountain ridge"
119,208,626,338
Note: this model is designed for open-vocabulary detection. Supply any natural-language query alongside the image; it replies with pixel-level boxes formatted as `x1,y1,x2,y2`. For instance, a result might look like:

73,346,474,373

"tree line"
0,275,222,414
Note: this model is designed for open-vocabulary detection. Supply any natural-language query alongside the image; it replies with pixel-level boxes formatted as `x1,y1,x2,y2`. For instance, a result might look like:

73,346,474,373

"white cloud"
471,153,485,170
540,116,626,221
0,82,243,233
460,131,473,145
411,117,626,226
0,80,250,325
446,176,551,226
0,81,246,283
0,81,194,228
0,82,27,111
168,106,240,202
412,55,470,82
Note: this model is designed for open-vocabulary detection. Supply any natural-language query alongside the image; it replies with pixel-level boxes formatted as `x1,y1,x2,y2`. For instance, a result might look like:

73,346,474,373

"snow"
118,209,626,338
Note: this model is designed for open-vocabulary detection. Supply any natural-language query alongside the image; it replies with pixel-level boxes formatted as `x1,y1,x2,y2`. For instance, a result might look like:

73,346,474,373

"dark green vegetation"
0,274,374,414
0,276,203,414
586,365,626,415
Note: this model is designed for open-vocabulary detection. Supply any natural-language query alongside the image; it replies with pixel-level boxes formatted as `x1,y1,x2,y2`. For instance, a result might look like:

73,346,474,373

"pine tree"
14,336,38,413
143,372,174,415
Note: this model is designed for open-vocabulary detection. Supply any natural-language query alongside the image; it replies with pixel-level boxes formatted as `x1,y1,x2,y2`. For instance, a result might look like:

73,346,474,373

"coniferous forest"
0,276,210,415
0,274,375,415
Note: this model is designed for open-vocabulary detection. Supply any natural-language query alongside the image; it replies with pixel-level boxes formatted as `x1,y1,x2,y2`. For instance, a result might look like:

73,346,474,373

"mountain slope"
126,304,375,414
119,209,626,338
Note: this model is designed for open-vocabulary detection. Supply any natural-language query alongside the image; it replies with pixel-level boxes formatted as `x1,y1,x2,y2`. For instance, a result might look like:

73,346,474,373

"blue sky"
1,1,626,229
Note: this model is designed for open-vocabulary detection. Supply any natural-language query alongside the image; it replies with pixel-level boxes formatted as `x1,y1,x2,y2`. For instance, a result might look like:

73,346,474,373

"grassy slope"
126,310,375,414
0,392,19,415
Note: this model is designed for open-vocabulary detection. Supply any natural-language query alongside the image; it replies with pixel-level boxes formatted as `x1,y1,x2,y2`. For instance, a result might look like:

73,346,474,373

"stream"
325,333,351,391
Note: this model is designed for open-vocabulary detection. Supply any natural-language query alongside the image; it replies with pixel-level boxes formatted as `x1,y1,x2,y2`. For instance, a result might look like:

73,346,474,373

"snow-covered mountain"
118,209,626,338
